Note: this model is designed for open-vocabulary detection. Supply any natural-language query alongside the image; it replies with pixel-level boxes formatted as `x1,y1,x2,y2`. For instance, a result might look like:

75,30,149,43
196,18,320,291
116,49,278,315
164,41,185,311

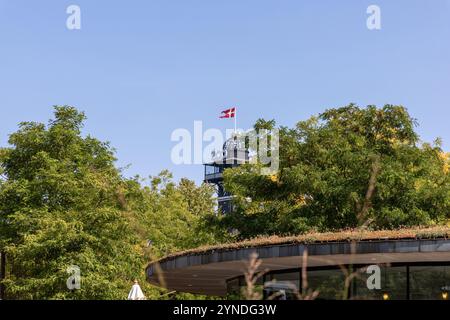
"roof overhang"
147,234,450,296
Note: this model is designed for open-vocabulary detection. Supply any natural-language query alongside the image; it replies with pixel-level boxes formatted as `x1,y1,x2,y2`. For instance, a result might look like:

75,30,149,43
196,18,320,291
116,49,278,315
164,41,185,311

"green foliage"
0,106,218,300
0,106,144,299
218,104,449,237
124,171,218,258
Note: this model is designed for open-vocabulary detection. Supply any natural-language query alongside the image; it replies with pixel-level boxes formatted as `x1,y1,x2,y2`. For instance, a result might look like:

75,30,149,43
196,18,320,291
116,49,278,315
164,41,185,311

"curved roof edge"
147,226,449,269
146,227,450,296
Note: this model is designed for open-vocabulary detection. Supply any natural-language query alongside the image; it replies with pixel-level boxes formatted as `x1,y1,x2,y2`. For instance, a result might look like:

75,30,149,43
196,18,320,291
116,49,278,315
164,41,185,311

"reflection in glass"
410,266,450,300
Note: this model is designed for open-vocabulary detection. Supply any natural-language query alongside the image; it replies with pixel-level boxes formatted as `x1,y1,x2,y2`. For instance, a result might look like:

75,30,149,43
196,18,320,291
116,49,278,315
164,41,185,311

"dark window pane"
307,269,346,300
410,266,450,300
353,266,407,300
270,271,300,290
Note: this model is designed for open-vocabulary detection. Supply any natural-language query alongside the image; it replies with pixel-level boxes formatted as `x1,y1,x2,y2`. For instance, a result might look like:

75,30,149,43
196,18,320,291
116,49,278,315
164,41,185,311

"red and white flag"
220,107,236,118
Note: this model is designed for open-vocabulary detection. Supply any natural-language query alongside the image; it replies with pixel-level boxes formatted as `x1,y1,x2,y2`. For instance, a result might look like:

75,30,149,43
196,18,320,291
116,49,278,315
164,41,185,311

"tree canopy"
218,104,449,238
0,106,217,299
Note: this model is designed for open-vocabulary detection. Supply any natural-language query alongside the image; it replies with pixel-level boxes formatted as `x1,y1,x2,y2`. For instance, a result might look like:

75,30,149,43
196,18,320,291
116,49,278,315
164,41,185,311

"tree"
124,171,218,258
0,106,144,299
0,106,223,300
219,104,449,238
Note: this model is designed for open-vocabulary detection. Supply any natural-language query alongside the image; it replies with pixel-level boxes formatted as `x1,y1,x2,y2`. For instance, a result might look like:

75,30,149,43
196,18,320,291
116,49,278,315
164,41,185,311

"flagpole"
234,107,237,135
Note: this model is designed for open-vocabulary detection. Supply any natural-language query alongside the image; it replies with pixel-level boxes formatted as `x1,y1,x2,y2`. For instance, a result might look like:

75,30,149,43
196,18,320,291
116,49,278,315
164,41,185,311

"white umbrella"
128,280,146,300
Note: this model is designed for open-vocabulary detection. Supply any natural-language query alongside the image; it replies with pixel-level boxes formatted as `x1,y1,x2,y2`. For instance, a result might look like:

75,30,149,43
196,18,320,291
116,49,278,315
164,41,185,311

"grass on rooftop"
154,226,450,263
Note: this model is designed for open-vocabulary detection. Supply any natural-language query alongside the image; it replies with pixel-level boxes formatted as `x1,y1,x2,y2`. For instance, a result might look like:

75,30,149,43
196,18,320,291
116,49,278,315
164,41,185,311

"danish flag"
220,107,236,118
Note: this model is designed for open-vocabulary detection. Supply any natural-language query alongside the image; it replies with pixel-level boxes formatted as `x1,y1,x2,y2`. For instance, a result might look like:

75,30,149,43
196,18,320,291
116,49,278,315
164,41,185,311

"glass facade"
410,266,450,300
352,266,408,300
307,269,347,300
227,263,450,300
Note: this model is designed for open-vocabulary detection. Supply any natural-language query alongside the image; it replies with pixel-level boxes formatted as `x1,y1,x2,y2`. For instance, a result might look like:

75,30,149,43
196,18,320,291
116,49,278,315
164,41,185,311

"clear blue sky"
1,0,449,183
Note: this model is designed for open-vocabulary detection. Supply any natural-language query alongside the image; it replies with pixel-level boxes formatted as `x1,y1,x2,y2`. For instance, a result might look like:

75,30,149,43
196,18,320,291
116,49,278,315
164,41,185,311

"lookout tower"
204,135,249,214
